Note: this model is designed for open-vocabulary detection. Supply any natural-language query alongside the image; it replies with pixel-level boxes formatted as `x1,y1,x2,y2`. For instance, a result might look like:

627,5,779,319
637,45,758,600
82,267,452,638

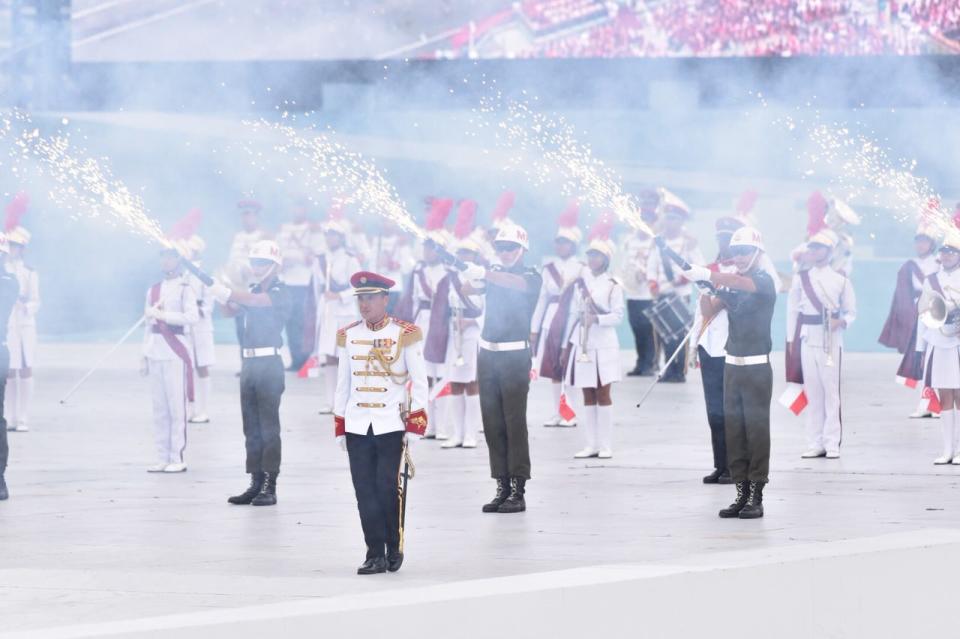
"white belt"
242,347,281,358
479,339,529,352
725,354,769,366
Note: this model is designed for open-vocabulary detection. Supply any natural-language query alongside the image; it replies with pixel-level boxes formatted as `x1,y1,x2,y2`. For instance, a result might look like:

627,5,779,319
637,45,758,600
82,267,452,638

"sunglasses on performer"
727,245,757,257
494,241,521,253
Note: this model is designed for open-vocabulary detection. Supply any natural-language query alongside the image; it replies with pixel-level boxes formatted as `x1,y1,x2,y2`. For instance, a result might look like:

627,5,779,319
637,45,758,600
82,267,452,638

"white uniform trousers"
149,358,188,465
8,322,37,369
800,340,842,454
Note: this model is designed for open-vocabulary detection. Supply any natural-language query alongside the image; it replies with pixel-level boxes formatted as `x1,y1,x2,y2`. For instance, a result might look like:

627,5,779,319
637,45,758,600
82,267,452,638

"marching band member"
141,246,199,473
276,199,315,372
425,201,485,449
211,240,291,506
334,271,428,575
225,200,270,351
183,235,216,424
791,192,829,273
372,222,416,314
458,222,541,514
879,222,941,418
405,199,453,438
619,215,656,377
646,197,703,383
564,237,624,459
4,225,38,433
786,230,857,460
531,201,583,427
684,227,777,520
912,230,960,464
0,235,19,499
314,218,362,414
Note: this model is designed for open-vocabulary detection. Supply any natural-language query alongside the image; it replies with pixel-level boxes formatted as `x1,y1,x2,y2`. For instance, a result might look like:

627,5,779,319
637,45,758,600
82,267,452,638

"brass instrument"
577,285,593,363
815,281,841,368
919,286,960,337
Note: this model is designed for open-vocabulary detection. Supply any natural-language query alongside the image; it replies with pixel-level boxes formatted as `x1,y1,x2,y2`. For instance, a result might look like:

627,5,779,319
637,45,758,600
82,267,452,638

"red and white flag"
923,386,942,414
297,355,320,379
430,381,452,401
895,375,919,389
778,383,808,416
558,391,576,422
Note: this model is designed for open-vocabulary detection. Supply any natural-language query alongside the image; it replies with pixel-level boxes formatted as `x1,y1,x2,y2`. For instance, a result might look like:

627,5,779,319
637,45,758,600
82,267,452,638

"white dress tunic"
917,267,960,389
565,269,626,388
443,271,485,384
313,247,361,358
6,258,39,369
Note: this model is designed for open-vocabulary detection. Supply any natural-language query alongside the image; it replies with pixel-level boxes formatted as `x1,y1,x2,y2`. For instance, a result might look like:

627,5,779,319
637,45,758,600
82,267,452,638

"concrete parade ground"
1,344,959,638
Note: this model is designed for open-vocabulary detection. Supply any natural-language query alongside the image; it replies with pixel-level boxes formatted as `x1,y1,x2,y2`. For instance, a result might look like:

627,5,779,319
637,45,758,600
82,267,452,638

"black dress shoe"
627,367,644,377
387,551,404,572
357,557,387,575
0,474,7,501
702,469,724,484
717,472,733,484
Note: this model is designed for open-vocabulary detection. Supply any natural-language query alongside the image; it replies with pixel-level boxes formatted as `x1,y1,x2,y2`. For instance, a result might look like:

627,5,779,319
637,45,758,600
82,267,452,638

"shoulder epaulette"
392,318,422,346
336,320,363,347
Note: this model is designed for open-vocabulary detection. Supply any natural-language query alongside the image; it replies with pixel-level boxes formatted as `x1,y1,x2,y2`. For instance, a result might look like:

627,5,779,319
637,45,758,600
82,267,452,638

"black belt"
152,326,185,335
798,313,822,325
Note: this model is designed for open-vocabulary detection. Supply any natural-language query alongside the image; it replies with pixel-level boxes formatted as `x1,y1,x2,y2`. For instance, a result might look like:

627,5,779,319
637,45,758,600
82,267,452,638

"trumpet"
918,288,960,337
453,305,465,366
577,287,593,363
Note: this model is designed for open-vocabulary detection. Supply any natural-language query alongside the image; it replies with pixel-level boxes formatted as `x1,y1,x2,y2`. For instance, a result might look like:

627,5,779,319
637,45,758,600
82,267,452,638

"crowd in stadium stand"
446,0,960,59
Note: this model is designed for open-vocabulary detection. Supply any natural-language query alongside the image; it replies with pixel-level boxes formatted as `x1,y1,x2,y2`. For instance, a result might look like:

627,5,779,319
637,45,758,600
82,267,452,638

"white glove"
210,281,232,304
337,435,346,452
683,264,712,283
144,305,162,320
460,262,486,282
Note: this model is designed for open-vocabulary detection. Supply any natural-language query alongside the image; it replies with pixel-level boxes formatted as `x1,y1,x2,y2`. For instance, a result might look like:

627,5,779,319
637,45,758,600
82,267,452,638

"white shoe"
441,439,462,449
909,410,933,419
558,418,577,428
163,463,187,473
951,455,960,465
933,412,942,419
543,415,562,427
146,463,167,473
825,451,840,459
13,423,28,432
188,414,210,424
801,448,826,459
317,405,333,415
934,455,953,465
597,449,613,459
462,438,477,448
574,448,599,459
435,433,449,441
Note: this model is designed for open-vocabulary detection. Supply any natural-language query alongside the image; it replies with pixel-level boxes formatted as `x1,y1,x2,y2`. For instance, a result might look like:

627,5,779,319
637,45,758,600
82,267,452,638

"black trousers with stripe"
346,427,405,559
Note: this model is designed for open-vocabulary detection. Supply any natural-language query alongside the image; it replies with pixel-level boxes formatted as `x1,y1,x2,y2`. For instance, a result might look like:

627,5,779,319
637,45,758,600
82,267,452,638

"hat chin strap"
737,249,761,274
256,263,279,287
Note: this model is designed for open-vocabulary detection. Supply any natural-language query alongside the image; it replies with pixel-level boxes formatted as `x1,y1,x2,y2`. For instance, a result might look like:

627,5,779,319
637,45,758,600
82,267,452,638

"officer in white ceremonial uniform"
530,220,583,427
142,247,199,473
181,235,216,424
4,227,38,433
410,235,450,438
314,218,362,414
619,225,656,377
439,235,485,449
334,271,428,575
276,202,315,372
786,230,856,459
912,230,960,464
564,238,624,459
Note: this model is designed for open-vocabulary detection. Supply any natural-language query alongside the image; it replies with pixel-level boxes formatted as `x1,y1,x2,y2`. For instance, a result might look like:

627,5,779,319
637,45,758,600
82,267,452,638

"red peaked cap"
807,191,828,236
557,199,579,227
736,190,758,214
425,198,454,231
4,192,29,232
454,200,477,240
491,191,515,223
350,270,395,291
168,207,202,240
588,212,615,241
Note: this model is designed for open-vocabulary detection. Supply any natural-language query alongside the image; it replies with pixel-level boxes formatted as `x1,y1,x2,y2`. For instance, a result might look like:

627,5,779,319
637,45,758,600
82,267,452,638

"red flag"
430,381,452,401
558,392,576,422
297,355,320,378
924,387,942,414
778,384,807,416
895,375,919,389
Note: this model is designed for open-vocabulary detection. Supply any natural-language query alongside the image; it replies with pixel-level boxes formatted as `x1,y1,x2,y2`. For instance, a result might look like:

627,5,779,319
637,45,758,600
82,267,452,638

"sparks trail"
237,118,425,240
470,92,653,235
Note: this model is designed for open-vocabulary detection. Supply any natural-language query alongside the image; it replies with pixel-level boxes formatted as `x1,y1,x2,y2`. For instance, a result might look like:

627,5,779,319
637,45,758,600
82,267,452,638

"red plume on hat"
4,192,29,232
736,190,758,214
807,191,828,237
557,199,579,228
588,212,615,241
454,200,477,239
491,191,515,224
425,198,454,231
168,207,202,241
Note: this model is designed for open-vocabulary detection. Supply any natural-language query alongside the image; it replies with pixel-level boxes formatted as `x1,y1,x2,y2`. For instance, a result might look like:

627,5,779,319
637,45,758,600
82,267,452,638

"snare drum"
643,293,693,343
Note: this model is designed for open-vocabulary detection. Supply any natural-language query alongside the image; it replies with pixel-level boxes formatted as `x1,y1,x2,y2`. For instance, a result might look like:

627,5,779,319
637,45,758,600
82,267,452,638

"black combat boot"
227,472,265,505
0,474,7,501
718,481,749,518
482,477,510,513
250,471,278,506
738,482,765,519
497,477,526,513
357,556,387,575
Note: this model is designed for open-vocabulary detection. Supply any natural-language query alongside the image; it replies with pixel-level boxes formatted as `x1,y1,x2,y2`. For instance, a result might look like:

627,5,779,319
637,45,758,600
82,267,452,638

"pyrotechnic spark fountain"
469,90,655,236
238,118,426,240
